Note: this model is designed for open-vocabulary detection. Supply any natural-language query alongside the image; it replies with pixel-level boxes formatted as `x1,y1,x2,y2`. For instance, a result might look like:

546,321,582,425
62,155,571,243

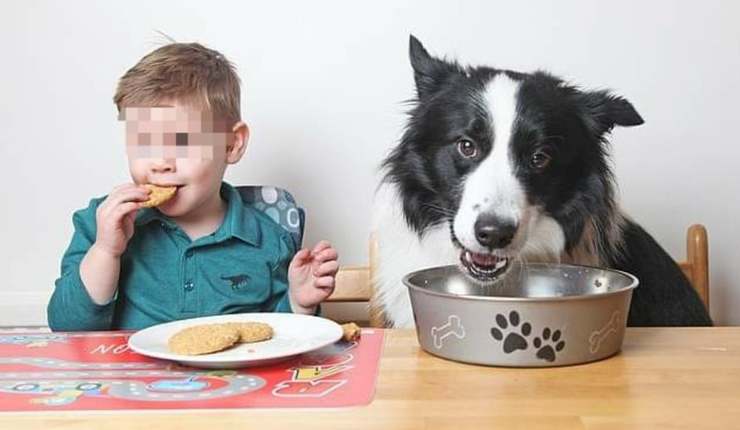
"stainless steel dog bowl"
404,263,638,367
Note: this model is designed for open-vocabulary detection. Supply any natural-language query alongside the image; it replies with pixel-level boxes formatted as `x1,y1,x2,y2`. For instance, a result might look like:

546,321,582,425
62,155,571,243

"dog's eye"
457,140,478,158
530,150,552,170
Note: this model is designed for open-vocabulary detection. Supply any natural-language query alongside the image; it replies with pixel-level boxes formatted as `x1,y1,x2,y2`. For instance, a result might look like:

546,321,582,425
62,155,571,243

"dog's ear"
578,90,644,136
409,35,455,99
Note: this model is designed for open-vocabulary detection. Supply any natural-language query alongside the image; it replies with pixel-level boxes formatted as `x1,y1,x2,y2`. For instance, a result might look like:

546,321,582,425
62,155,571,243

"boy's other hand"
287,240,339,314
94,184,150,257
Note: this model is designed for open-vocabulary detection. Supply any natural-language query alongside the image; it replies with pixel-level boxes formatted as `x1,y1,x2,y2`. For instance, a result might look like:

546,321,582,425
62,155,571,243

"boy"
48,43,339,331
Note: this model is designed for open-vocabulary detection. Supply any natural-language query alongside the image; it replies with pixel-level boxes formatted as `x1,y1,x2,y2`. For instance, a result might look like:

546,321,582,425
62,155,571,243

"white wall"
1,0,738,325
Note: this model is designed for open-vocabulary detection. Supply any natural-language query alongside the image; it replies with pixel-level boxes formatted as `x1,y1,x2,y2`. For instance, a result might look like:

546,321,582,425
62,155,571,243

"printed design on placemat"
0,357,264,405
0,334,68,348
589,311,621,354
431,315,466,349
0,329,385,410
272,338,358,398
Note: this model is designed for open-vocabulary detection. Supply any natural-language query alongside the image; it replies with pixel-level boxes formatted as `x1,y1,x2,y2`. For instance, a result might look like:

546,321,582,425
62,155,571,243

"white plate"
128,313,343,369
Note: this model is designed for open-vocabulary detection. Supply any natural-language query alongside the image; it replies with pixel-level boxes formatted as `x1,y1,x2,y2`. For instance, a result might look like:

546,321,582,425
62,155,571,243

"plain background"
1,1,738,325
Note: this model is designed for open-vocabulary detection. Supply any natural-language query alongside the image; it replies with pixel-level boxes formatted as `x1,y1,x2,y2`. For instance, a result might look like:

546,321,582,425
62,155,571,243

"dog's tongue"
469,252,501,267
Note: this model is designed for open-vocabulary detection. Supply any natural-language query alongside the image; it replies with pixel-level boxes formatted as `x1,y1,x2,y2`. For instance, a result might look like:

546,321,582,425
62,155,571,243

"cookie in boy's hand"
168,324,239,355
141,184,177,208
223,322,274,343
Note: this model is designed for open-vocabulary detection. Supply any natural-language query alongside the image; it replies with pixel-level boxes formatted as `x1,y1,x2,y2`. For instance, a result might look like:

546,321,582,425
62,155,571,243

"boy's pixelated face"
120,103,239,218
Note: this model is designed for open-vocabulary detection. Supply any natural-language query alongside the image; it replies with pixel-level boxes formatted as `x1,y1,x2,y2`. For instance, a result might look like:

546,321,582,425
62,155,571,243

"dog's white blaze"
453,74,526,253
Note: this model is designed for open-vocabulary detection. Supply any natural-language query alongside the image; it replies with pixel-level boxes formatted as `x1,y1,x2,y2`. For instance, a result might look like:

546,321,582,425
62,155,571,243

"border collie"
372,36,711,328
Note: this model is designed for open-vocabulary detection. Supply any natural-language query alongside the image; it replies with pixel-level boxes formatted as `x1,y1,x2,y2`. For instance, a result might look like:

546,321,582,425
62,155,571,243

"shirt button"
185,250,194,258
184,281,194,292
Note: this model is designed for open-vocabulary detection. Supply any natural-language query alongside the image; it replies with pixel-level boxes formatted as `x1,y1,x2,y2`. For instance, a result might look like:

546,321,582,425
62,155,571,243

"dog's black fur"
615,222,711,325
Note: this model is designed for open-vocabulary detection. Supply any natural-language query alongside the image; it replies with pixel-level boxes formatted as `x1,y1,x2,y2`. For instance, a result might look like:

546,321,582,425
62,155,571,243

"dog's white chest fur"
372,183,460,328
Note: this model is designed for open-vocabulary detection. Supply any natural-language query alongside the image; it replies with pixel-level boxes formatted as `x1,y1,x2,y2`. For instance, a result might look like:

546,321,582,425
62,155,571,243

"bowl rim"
403,262,639,303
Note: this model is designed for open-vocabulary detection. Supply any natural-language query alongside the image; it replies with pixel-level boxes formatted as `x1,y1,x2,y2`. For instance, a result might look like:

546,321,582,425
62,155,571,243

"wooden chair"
327,224,710,326
677,224,710,310
323,234,384,327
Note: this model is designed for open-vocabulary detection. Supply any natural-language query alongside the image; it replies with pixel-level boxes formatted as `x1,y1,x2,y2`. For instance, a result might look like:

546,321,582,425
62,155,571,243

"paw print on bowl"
490,311,532,353
533,327,566,362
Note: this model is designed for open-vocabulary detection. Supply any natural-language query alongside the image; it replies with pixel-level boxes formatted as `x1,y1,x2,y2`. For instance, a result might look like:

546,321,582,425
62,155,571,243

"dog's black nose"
474,214,517,249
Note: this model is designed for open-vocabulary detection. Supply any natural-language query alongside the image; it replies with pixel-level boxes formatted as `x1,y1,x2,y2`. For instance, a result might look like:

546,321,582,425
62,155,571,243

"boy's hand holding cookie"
80,183,153,305
93,184,150,257
287,240,339,314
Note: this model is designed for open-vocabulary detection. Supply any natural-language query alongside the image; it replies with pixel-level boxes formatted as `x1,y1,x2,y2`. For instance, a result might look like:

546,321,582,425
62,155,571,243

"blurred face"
120,104,245,218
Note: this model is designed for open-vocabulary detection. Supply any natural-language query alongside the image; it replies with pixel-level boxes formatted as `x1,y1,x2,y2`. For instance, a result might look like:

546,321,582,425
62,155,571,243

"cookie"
341,322,361,342
223,322,274,343
168,324,239,355
141,184,177,208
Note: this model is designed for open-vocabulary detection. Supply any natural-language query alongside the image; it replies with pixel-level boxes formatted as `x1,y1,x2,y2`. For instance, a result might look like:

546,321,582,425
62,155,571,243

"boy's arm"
47,199,118,331
49,185,148,331
265,233,296,313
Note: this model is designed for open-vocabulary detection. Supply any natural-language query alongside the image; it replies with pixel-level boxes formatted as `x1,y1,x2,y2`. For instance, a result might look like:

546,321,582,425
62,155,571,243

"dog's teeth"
459,249,511,282
470,253,498,266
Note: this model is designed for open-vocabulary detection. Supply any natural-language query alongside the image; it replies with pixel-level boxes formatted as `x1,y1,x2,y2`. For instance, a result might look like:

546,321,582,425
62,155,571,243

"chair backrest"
327,235,385,327
235,186,305,251
328,225,710,327
677,224,710,310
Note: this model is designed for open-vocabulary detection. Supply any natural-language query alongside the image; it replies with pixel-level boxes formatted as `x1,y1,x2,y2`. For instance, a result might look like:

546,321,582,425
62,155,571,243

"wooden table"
4,328,740,429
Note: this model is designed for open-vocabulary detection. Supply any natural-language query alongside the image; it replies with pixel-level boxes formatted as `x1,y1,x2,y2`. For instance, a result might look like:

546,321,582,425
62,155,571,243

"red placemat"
0,328,384,411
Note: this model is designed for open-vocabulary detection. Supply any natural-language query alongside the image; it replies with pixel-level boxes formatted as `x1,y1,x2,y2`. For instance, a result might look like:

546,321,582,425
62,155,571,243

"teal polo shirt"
48,182,297,331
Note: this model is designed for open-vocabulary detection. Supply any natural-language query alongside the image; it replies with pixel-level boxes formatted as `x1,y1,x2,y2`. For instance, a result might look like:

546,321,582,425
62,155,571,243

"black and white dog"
372,36,711,328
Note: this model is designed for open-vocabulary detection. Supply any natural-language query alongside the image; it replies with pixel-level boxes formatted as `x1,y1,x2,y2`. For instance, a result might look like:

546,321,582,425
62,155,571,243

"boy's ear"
226,121,249,164
409,35,457,100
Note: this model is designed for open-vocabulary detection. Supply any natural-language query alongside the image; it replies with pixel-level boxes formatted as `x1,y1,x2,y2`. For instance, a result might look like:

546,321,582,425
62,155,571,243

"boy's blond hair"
114,43,241,124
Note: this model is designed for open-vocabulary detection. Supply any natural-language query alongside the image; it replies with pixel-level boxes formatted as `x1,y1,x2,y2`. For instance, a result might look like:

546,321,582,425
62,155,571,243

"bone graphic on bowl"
589,311,621,354
431,315,466,349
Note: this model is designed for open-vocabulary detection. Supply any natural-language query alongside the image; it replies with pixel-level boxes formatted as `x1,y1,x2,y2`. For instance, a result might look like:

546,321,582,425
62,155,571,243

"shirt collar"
218,182,261,246
134,182,261,246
